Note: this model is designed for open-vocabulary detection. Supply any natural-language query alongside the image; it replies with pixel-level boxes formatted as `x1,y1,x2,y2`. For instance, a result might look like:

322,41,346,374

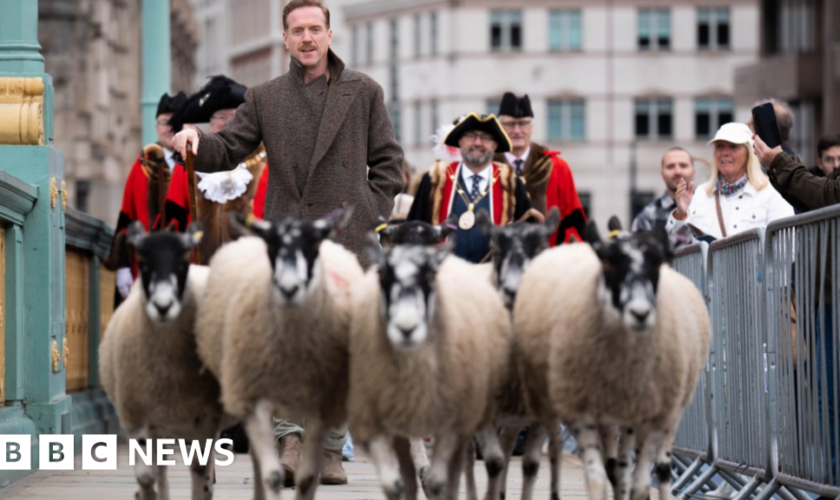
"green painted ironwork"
142,0,172,146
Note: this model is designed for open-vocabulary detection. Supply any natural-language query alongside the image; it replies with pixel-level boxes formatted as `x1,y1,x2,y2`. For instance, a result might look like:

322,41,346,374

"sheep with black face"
195,210,363,500
348,239,512,500
99,222,223,500
515,220,710,500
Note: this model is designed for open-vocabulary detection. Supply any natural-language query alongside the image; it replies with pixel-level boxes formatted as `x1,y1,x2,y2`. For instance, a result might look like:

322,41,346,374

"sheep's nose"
630,309,650,323
155,301,172,316
398,325,415,338
502,288,516,305
280,284,299,299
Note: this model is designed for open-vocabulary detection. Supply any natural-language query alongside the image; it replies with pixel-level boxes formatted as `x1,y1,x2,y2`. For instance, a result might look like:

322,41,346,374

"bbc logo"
0,435,117,471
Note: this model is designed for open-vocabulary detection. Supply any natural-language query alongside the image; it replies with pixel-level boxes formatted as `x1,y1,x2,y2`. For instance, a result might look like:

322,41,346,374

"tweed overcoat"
192,50,404,265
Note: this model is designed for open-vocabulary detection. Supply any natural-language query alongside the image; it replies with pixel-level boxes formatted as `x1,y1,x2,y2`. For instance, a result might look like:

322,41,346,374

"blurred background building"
40,0,198,225
49,0,840,229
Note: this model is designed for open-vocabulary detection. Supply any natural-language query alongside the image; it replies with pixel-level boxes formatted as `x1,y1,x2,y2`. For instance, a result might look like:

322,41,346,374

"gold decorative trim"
50,178,58,209
0,77,45,146
62,339,69,368
61,180,67,210
51,340,60,372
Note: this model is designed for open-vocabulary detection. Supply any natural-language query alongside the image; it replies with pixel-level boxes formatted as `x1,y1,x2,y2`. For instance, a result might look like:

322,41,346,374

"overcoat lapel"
305,79,360,183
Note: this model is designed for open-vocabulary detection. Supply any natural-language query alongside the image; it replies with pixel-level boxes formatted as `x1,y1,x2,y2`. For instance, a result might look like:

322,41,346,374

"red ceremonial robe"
542,151,586,245
113,154,151,278
436,162,505,225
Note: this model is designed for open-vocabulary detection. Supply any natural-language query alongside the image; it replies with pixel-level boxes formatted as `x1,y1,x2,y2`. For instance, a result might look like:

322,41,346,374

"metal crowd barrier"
668,206,840,500
671,242,715,493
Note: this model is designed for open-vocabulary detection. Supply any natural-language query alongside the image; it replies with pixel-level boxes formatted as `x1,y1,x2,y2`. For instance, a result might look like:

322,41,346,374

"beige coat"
193,50,404,265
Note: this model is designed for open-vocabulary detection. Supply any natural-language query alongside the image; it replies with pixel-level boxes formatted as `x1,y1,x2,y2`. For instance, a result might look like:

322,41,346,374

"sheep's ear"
182,222,204,249
651,225,674,263
543,207,561,239
476,209,494,238
583,221,602,248
607,216,623,233
375,218,396,245
127,221,147,249
365,232,385,268
313,206,354,240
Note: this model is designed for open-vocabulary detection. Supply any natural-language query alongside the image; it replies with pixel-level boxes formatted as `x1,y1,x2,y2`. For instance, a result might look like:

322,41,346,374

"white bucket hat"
707,122,754,147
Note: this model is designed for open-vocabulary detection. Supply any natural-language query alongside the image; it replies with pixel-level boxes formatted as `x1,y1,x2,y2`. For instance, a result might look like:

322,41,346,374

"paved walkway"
0,445,656,500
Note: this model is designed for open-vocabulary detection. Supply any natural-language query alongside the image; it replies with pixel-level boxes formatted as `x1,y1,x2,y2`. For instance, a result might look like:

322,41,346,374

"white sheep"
99,222,223,500
194,210,363,500
515,221,711,500
348,240,514,500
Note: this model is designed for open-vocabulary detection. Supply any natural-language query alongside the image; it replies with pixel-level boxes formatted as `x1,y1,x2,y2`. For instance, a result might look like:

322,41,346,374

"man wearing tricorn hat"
407,113,532,263
111,91,187,301
494,92,587,245
161,75,269,264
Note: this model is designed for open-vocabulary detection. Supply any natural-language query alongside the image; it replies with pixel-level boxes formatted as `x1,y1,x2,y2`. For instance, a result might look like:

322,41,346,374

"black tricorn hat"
156,92,187,118
498,92,534,118
169,75,247,131
444,113,512,153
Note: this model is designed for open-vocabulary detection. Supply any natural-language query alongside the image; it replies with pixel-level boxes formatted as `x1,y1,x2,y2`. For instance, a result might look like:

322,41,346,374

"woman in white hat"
667,122,793,240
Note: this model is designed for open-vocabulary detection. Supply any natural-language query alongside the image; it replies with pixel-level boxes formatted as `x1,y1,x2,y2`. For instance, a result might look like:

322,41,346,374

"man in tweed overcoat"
172,0,403,487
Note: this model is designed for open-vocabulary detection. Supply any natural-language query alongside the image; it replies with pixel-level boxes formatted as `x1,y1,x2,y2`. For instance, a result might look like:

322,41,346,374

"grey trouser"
274,418,348,451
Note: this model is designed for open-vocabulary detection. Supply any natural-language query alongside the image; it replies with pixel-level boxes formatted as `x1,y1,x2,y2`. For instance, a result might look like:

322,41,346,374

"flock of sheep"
99,206,711,500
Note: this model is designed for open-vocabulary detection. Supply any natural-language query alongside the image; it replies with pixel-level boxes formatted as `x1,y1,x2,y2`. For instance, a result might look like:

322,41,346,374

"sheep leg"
446,437,469,500
294,418,325,500
409,437,430,485
601,425,620,489
520,424,547,500
460,439,476,500
190,444,215,500
653,426,677,500
547,421,563,500
575,417,608,500
156,464,170,500
425,431,460,500
368,435,404,500
475,425,505,500
134,453,157,500
631,427,661,500
395,436,419,500
614,427,637,500
249,445,266,500
496,427,520,500
243,400,285,500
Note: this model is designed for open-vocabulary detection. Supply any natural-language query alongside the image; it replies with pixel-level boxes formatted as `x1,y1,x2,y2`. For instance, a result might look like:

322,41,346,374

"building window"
430,12,438,55
414,15,422,58
638,8,670,51
430,99,439,133
635,98,673,139
366,22,374,65
389,105,402,143
549,10,582,51
698,8,730,49
389,18,399,101
351,24,359,66
414,101,423,146
486,98,501,116
695,98,734,138
548,99,586,141
76,180,91,213
490,10,522,52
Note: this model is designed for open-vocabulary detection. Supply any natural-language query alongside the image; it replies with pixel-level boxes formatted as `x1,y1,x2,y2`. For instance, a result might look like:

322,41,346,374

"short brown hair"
661,146,693,168
283,0,330,30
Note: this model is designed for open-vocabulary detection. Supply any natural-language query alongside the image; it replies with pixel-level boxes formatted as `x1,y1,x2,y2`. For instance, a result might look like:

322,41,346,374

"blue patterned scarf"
716,174,748,197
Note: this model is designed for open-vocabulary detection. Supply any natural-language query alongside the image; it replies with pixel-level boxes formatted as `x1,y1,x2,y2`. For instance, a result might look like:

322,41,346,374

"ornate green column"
142,0,172,146
0,0,70,480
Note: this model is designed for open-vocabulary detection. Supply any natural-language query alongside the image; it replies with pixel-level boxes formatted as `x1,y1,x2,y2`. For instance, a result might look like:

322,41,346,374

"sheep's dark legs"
475,425,505,500
445,437,469,500
575,417,608,500
547,421,563,500
520,424,547,500
497,427,520,500
601,425,619,489
425,432,460,500
249,445,266,500
615,427,636,500
631,427,661,500
369,435,404,500
190,443,215,500
395,436,419,500
244,400,285,500
295,418,325,500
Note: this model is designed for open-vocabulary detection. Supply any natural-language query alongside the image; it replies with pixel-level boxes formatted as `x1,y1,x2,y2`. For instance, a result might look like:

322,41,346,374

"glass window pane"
718,23,730,47
696,113,711,137
698,23,710,47
657,9,670,48
698,8,711,23
491,25,502,49
636,114,649,138
569,11,582,50
548,100,563,140
658,112,672,138
639,9,651,37
486,99,501,116
549,11,562,50
511,10,522,23
716,8,730,23
511,25,522,49
430,13,438,55
491,11,503,23
570,101,585,140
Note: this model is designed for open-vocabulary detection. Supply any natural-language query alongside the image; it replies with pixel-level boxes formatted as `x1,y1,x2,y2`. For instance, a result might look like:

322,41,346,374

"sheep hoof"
606,458,618,487
424,478,444,500
486,457,504,477
298,474,315,496
551,492,560,500
385,478,404,500
266,470,284,493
